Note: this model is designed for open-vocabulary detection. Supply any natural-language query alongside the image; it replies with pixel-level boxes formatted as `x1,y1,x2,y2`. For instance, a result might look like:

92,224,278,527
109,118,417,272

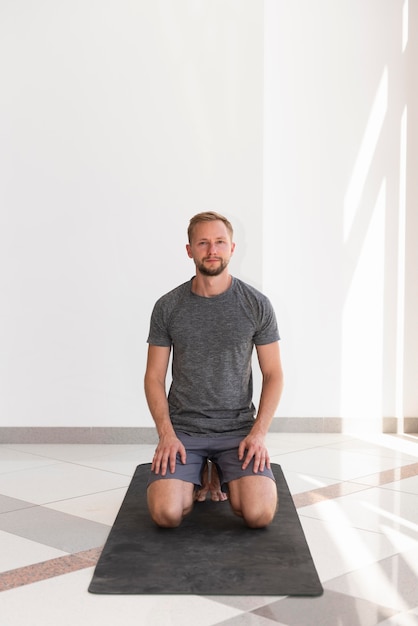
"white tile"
207,595,284,612
1,444,143,464
80,445,154,474
266,433,352,455
325,545,418,612
2,444,154,476
0,530,67,571
369,609,418,625
45,488,127,525
299,515,415,582
0,463,129,504
322,438,417,463
217,613,287,626
0,568,243,626
299,487,418,547
275,468,336,494
254,589,397,626
277,447,413,481
382,475,418,496
349,434,418,459
0,447,58,474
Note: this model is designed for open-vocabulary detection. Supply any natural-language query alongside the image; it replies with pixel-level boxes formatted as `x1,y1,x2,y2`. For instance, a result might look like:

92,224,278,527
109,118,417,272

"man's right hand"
151,434,186,476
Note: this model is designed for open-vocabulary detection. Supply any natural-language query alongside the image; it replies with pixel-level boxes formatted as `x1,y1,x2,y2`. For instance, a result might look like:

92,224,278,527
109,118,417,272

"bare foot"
195,461,228,502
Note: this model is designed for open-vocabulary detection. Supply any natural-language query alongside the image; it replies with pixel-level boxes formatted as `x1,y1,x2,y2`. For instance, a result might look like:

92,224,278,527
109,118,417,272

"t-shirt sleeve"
146,300,172,347
253,297,280,345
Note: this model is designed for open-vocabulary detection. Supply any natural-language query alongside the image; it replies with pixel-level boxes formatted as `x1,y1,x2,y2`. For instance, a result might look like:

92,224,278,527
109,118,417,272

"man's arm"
239,341,284,473
144,345,186,475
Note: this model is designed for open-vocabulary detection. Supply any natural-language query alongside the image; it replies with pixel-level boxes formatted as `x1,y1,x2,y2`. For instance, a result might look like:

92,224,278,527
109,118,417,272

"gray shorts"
147,432,276,490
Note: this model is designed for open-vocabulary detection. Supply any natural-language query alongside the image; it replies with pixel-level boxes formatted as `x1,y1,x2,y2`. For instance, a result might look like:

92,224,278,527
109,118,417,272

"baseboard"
404,417,418,433
1,417,417,443
0,427,159,444
270,417,417,434
269,417,404,434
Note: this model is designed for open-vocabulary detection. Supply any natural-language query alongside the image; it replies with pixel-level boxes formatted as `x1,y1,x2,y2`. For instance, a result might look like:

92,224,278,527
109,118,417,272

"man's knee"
147,479,194,528
230,499,277,528
149,503,184,528
243,503,277,528
228,476,278,529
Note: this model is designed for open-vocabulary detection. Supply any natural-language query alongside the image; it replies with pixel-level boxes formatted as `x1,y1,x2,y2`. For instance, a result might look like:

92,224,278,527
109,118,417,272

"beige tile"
0,548,100,592
293,482,371,508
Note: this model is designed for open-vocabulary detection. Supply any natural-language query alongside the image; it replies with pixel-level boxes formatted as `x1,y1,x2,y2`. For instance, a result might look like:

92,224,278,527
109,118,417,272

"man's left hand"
238,432,271,473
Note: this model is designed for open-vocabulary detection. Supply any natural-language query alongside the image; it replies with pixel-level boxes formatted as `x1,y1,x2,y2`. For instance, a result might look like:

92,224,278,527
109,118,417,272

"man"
144,211,284,528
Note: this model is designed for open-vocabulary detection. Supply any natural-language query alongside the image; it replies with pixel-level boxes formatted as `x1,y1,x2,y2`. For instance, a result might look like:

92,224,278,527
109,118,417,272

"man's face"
186,220,235,277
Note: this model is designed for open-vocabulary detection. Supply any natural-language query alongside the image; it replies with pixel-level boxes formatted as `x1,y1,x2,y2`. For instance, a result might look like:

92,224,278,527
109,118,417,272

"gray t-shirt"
147,276,280,436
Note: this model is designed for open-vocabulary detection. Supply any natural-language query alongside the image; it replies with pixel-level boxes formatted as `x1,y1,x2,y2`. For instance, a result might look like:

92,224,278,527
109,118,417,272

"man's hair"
187,211,234,243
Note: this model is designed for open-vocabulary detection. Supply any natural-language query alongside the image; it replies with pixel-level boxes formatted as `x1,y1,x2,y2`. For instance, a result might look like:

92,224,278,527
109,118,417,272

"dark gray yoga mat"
88,463,323,596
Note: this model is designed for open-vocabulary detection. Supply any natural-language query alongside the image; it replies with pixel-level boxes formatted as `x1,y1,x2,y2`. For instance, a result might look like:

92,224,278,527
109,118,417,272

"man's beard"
196,257,229,276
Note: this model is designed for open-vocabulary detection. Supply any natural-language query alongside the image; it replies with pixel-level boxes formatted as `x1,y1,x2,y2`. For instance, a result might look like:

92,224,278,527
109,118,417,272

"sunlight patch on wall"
343,68,388,242
341,181,386,423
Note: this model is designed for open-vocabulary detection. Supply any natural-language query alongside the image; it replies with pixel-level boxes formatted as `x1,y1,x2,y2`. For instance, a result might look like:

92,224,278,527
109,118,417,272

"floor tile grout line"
292,461,418,508
30,485,129,509
355,461,418,484
0,457,137,480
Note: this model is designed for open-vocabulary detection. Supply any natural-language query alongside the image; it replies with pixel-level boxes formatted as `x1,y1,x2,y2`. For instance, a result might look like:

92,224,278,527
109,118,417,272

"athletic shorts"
147,432,276,490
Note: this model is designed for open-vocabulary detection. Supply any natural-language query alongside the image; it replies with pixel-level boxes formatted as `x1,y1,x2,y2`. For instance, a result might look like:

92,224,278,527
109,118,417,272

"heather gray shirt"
147,277,280,436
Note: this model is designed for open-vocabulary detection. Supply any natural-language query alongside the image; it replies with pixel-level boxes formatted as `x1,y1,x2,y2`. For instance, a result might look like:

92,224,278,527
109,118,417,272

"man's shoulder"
154,279,192,308
233,277,269,302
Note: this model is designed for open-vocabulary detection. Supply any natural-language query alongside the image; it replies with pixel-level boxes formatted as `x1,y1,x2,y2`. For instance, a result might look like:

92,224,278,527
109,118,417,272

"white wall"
0,1,263,428
1,1,417,431
264,0,418,426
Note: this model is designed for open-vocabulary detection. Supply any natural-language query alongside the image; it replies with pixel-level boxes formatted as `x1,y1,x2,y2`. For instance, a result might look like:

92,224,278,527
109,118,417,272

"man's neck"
191,272,232,298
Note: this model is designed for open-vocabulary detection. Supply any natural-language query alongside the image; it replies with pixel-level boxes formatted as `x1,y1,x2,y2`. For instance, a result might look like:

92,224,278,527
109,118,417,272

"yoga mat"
88,463,323,596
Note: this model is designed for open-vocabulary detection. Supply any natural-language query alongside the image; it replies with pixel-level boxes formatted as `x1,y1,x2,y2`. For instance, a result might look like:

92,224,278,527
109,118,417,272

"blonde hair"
187,211,233,243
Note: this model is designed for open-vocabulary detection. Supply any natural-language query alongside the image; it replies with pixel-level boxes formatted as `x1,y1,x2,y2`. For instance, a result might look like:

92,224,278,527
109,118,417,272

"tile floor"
1,433,418,625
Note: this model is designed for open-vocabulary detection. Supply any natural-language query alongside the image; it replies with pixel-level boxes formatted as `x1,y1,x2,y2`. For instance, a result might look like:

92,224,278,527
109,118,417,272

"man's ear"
186,243,193,258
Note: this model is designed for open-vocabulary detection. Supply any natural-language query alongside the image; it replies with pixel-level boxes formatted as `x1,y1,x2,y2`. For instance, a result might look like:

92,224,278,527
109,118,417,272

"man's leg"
228,475,278,529
147,479,195,528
